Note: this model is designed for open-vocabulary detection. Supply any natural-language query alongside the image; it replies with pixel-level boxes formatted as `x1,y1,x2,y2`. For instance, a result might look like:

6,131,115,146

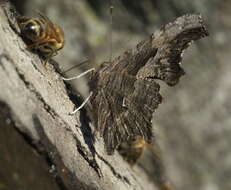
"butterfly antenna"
109,0,114,62
62,59,89,74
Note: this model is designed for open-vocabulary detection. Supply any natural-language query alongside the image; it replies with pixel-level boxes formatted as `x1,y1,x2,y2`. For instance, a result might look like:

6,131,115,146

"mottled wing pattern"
89,14,209,154
90,62,162,154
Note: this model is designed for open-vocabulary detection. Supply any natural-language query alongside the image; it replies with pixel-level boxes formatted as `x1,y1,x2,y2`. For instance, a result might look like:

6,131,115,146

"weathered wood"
0,2,157,190
0,1,208,190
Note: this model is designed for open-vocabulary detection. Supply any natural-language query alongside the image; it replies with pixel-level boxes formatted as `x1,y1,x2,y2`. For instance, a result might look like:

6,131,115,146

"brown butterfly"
88,14,208,155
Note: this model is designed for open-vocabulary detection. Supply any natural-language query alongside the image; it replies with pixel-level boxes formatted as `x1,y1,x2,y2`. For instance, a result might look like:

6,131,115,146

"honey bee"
118,135,147,166
118,135,175,190
16,12,64,62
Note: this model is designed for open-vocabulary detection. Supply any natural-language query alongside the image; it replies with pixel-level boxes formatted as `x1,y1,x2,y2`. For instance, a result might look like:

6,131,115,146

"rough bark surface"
0,2,208,190
0,3,156,190
5,0,230,190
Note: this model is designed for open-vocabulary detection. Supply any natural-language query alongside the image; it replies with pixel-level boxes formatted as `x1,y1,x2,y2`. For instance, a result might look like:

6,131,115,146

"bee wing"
36,10,55,26
35,10,64,44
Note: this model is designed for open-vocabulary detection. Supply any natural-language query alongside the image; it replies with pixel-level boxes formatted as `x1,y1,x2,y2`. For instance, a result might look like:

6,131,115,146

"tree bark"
0,1,208,190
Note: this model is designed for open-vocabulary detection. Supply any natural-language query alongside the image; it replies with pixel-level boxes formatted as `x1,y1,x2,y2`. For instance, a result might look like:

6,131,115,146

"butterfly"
88,14,209,155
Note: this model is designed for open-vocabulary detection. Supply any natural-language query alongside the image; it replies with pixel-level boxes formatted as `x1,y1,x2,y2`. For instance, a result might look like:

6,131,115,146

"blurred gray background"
9,0,231,189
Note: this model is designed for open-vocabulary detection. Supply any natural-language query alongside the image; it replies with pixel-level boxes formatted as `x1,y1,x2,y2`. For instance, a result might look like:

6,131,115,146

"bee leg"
42,56,53,70
40,45,55,67
52,50,58,56
26,43,39,50
43,58,49,68
44,52,53,65
25,43,48,67
43,50,57,66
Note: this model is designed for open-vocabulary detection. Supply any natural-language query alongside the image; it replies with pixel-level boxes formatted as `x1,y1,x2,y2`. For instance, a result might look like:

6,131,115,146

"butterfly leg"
62,68,95,81
69,91,93,115
62,68,95,114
